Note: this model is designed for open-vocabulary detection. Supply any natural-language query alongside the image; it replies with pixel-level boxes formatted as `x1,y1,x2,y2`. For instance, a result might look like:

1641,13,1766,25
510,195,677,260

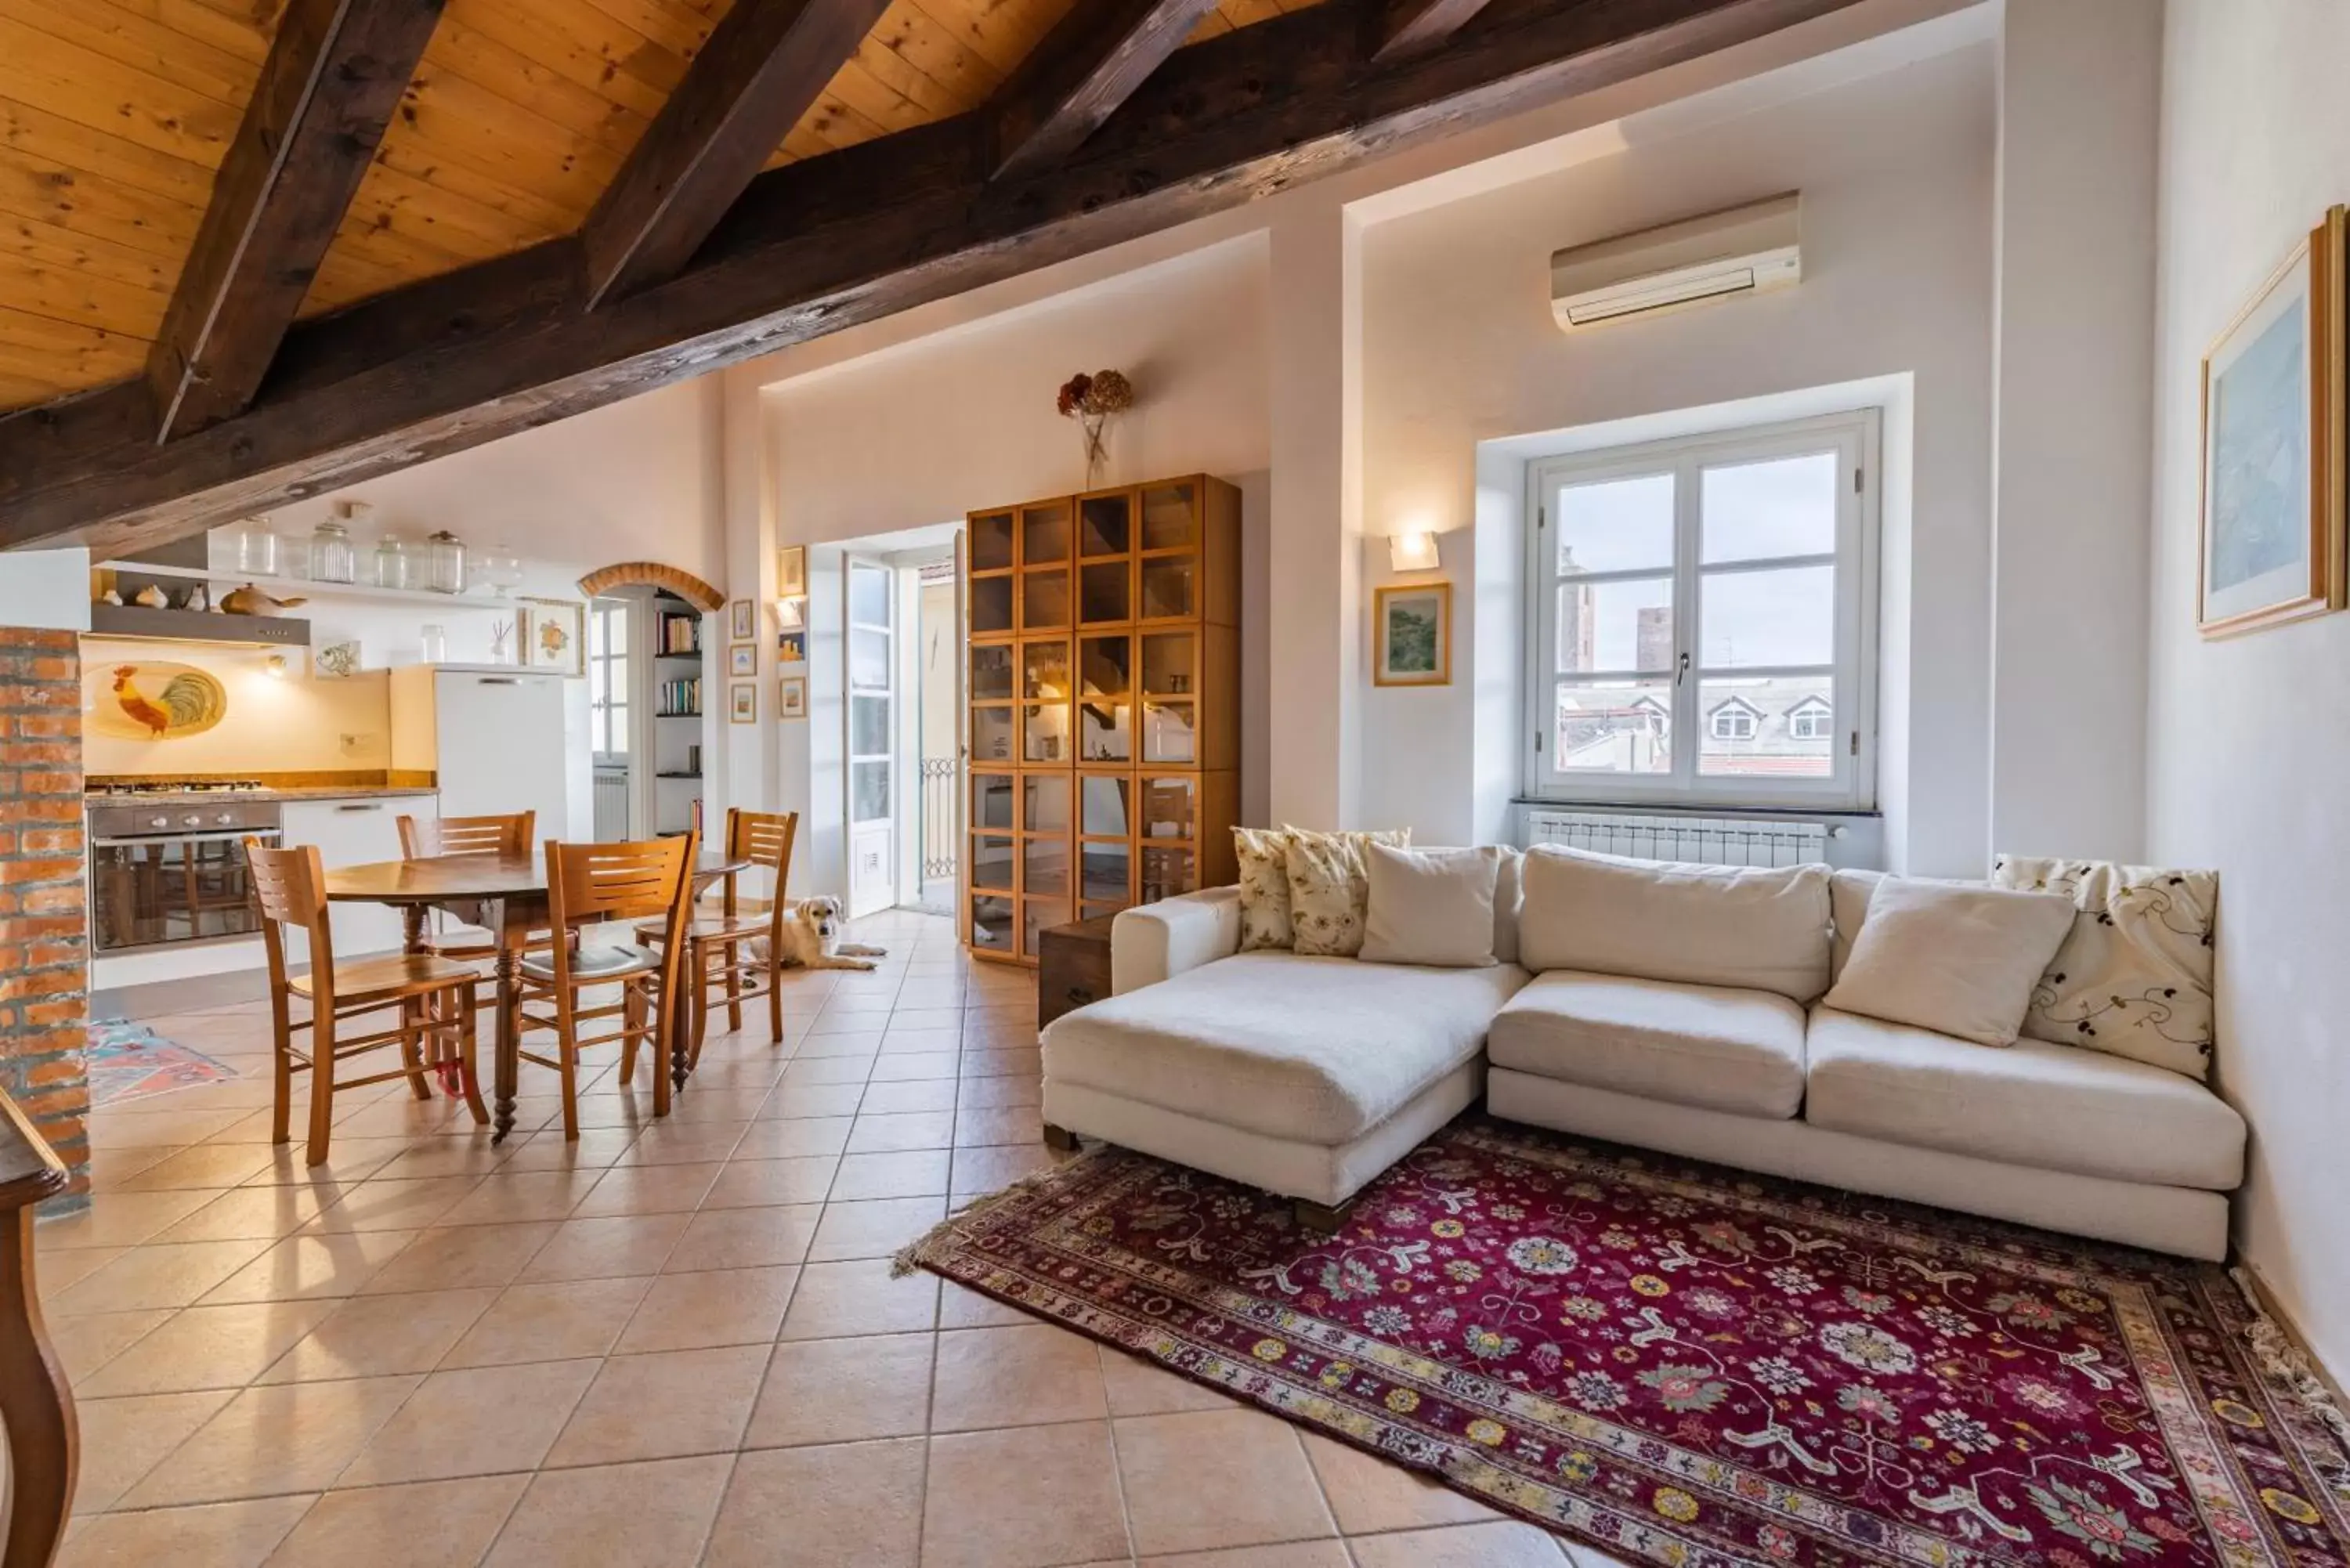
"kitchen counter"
85,785,438,808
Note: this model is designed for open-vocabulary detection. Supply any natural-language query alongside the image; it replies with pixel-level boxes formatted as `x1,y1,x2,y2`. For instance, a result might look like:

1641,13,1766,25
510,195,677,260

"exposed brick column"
0,628,89,1203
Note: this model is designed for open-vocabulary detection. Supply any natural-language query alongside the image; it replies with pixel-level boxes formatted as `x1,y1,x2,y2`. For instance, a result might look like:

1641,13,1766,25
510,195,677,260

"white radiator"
593,768,631,841
1522,807,1831,867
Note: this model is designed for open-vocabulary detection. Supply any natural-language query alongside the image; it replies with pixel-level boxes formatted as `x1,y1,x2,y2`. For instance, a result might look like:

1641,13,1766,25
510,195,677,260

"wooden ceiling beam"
989,0,1230,181
579,0,895,306
145,0,447,443
0,0,1868,556
1372,0,1499,61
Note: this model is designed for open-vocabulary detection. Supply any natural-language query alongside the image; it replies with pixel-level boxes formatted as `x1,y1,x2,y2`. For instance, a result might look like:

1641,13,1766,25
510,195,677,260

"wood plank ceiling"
0,0,1318,410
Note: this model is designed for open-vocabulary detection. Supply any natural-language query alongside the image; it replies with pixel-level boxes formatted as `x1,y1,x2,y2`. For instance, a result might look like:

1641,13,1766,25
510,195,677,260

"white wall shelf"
97,559,541,612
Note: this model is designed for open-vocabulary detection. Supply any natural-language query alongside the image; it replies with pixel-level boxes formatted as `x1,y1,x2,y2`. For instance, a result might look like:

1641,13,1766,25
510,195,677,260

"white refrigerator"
390,666,575,837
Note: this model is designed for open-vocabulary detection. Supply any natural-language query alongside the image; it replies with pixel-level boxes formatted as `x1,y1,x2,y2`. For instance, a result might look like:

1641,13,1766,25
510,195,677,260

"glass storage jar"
426,531,467,594
233,517,280,577
373,534,410,591
309,510,358,584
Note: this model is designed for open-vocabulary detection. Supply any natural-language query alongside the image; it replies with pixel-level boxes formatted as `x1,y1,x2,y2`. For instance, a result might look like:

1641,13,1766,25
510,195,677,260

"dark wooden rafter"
144,0,447,443
1372,0,1499,61
0,0,1867,556
579,0,895,306
989,0,1230,181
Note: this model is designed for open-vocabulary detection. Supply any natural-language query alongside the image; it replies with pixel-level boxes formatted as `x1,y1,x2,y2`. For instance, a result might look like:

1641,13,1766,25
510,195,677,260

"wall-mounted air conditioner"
1550,193,1801,328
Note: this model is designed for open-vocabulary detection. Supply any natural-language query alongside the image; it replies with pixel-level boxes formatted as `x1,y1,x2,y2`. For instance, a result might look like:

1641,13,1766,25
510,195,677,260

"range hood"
90,537,313,649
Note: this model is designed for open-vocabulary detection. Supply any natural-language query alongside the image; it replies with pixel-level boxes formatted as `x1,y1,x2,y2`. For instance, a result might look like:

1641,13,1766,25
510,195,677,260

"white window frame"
588,598,631,765
1521,408,1879,810
1708,701,1758,742
1788,697,1831,742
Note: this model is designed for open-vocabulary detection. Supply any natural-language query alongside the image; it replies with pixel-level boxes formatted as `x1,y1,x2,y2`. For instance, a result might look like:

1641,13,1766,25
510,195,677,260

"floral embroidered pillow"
1285,827,1412,957
1233,828,1296,952
1992,854,2218,1079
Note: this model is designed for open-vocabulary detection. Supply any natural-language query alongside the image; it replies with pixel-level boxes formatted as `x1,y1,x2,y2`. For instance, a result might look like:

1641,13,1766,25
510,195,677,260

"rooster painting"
91,663,229,740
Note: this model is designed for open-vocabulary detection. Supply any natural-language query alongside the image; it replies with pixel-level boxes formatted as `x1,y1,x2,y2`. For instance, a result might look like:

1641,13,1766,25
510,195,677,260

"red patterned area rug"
898,1117,2350,1566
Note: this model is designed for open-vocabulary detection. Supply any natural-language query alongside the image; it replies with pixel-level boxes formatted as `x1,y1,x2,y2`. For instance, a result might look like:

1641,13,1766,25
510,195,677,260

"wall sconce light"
1389,531,1441,573
264,655,289,679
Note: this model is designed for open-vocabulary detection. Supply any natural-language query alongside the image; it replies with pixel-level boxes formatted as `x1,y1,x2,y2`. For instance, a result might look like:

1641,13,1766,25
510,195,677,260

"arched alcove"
576,562,724,612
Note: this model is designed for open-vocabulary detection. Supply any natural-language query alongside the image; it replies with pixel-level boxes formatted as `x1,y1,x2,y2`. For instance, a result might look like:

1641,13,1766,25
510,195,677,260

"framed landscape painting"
2199,206,2347,635
1374,582,1452,686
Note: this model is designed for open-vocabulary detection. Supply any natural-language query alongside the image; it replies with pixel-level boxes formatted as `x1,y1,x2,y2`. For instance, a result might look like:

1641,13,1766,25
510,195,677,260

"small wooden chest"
1036,914,1118,1030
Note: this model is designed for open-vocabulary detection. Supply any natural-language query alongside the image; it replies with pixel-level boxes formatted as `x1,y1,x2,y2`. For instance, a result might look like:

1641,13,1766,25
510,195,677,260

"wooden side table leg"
491,898,522,1144
0,1206,75,1568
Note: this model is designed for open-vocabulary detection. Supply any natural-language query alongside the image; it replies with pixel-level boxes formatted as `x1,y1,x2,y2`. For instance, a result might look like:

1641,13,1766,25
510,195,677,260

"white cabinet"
281,796,438,959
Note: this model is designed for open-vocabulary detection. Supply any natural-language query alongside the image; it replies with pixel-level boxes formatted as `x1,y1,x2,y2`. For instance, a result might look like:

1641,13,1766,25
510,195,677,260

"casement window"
1523,409,1878,809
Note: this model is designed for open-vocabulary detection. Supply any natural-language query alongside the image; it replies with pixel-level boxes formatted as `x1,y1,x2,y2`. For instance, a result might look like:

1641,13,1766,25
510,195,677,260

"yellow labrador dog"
765,895,888,972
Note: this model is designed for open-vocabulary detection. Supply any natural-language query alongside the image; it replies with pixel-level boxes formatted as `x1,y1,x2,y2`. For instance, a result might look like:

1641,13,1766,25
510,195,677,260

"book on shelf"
658,611,701,656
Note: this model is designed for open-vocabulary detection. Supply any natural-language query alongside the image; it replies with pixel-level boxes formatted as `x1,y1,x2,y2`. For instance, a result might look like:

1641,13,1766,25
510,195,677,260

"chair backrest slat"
543,833,696,994
723,808,799,938
244,839,331,996
400,811,533,860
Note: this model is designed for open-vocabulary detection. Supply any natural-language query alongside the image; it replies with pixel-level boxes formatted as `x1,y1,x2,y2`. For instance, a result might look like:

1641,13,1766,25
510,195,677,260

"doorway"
846,557,896,917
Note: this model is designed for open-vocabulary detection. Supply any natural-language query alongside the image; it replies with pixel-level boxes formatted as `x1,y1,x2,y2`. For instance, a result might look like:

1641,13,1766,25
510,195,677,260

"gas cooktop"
87,780,267,797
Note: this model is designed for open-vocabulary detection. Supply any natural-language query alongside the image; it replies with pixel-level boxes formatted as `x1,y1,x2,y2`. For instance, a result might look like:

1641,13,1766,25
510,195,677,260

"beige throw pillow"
1233,828,1295,952
1993,854,2218,1079
1823,877,2077,1046
1285,827,1411,957
1517,847,1833,1002
1360,844,1502,968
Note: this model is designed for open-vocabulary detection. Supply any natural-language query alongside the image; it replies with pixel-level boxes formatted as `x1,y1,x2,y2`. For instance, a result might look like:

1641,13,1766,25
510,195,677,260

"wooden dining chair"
395,811,535,960
636,808,798,1068
515,833,696,1137
246,839,488,1165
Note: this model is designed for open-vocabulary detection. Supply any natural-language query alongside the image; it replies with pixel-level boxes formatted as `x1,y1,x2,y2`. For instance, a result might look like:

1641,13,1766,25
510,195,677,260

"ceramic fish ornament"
220,584,308,616
132,584,168,609
99,589,123,606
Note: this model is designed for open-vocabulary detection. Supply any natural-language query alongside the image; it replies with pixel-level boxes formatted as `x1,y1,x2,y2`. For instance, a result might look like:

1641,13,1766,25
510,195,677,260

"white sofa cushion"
1043,952,1526,1145
1828,868,1882,983
1286,829,1412,957
1489,970,1806,1118
1361,844,1502,968
1824,877,2075,1046
1518,846,1831,1002
1111,887,1241,994
1804,1006,2246,1190
1233,829,1296,952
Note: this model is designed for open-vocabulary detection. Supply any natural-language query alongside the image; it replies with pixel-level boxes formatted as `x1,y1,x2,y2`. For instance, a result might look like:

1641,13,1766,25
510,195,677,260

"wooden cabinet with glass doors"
966,475,1241,963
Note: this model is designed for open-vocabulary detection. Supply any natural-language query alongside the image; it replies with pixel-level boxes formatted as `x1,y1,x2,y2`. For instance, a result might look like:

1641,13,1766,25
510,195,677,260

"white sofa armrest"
1111,887,1242,993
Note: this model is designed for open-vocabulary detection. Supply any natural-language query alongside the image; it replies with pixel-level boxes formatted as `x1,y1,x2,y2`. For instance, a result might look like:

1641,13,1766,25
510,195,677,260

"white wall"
0,549,91,632
1358,42,1998,869
2146,0,2350,1375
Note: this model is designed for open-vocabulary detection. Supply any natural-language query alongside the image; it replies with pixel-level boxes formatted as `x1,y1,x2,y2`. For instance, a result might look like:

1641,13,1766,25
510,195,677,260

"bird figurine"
220,583,307,616
110,666,222,738
132,584,168,609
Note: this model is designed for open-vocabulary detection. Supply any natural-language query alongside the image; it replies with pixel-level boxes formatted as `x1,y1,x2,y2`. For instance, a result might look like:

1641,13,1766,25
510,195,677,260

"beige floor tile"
436,1171,599,1227
953,1105,1043,1147
74,1388,237,1512
517,1212,690,1282
614,1263,796,1353
931,1324,1108,1432
703,1438,926,1568
36,1190,220,1251
1343,1522,1571,1566
112,1143,281,1191
959,1047,1043,1078
1299,1433,1497,1533
759,1083,866,1119
121,1374,421,1507
856,1079,958,1115
829,1150,950,1201
367,1137,513,1182
81,1301,342,1396
238,1141,408,1188
84,1143,190,1188
544,1343,767,1467
55,1494,314,1568
356,1223,559,1295
728,1116,851,1162
336,1359,600,1486
616,1118,752,1165
807,1196,945,1263
201,1230,417,1304
921,1419,1131,1568
1114,1409,1336,1556
569,1161,724,1216
951,1143,1054,1196
955,1074,1043,1109
441,1276,655,1367
38,1246,129,1296
255,1288,501,1383
150,1187,338,1245
495,1129,638,1172
50,1308,173,1382
702,1155,838,1208
1136,1546,1354,1568
51,1238,276,1315
937,1281,1032,1329
744,1331,935,1448
88,1106,255,1149
663,1205,820,1272
262,1474,530,1567
305,1177,479,1233
480,1453,732,1567
1099,1348,1237,1416
847,1111,956,1154
866,1051,961,1082
777,1258,938,1340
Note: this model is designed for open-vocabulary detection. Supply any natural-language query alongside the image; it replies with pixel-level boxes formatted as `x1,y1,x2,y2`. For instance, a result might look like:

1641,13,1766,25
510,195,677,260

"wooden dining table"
322,849,750,1141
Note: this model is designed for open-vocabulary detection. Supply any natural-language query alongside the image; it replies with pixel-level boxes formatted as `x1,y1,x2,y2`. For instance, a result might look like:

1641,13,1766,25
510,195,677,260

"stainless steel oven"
88,800,284,953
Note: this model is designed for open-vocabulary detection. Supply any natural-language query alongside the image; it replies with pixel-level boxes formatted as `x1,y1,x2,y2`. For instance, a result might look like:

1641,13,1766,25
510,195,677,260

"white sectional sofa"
1038,855,2247,1259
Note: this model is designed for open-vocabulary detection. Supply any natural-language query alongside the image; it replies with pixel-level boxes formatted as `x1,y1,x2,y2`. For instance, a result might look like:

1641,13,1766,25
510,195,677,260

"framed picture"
777,675,807,720
776,545,807,598
728,681,757,724
1373,581,1452,686
728,598,757,643
2199,205,2348,635
776,630,806,665
517,598,586,676
728,644,757,677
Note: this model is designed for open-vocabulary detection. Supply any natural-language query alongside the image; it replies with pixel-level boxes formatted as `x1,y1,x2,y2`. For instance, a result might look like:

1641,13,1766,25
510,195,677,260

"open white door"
846,557,895,918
